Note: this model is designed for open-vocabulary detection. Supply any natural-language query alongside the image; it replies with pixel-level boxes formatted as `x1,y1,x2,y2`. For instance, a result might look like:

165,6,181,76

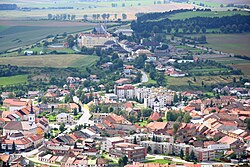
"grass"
0,23,95,52
169,11,250,20
187,33,250,57
135,120,148,127
0,54,99,68
144,159,173,164
166,75,243,90
0,75,28,86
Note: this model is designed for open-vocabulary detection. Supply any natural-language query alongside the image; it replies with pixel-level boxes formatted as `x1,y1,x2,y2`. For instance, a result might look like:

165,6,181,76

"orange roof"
149,112,161,121
3,99,27,106
218,136,237,145
0,154,10,162
146,122,167,131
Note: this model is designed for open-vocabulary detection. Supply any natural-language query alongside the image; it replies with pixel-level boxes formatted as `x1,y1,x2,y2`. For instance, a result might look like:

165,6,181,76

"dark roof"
30,104,35,114
93,25,107,34
142,41,160,47
154,98,160,102
10,132,24,138
104,40,116,45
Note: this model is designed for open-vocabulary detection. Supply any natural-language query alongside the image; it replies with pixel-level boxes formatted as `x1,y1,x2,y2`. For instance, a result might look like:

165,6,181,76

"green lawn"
0,75,28,86
0,54,99,68
144,159,173,164
135,120,148,127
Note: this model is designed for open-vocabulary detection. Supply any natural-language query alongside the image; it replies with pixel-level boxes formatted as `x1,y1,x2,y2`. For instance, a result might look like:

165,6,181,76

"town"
0,0,250,166
0,21,249,166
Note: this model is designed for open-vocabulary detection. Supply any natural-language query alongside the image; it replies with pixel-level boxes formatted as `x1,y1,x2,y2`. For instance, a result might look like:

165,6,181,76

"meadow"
0,75,28,86
0,1,195,20
185,33,250,57
166,75,243,91
169,11,250,20
0,54,99,68
0,20,96,52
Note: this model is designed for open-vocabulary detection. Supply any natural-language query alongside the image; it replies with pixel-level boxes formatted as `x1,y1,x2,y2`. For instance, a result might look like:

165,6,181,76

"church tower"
153,98,160,112
28,103,35,124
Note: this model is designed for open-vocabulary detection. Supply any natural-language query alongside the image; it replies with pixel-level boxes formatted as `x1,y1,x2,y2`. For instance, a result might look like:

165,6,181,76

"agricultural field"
0,20,96,52
0,1,195,20
0,54,99,68
168,11,250,20
0,75,28,86
186,33,250,57
166,75,243,91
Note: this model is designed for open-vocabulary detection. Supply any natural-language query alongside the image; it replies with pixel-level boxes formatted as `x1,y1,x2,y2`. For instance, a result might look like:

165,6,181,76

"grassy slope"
0,75,28,86
203,33,250,57
0,25,94,52
169,11,250,20
0,54,99,68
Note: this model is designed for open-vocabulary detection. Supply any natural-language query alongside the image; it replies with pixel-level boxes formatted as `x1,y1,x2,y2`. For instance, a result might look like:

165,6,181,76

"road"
140,70,149,83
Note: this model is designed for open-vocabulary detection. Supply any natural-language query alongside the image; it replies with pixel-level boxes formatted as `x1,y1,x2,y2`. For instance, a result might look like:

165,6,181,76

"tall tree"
180,149,184,159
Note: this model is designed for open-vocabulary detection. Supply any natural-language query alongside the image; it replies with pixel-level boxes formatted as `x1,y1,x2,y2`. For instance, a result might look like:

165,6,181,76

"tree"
173,123,179,134
185,151,190,161
190,150,196,161
183,113,191,123
101,13,107,20
73,108,78,116
118,156,128,167
147,146,152,153
83,14,88,21
133,136,137,144
66,35,75,48
59,123,65,132
92,14,97,20
5,144,8,152
114,13,118,19
180,149,184,159
12,142,16,153
195,25,200,33
122,13,127,20
48,14,53,20
142,108,153,117
74,142,77,149
201,26,206,33
173,94,178,103
189,25,194,33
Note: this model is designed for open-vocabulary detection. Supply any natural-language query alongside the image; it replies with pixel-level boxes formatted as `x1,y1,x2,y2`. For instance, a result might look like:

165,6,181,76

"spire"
30,103,35,114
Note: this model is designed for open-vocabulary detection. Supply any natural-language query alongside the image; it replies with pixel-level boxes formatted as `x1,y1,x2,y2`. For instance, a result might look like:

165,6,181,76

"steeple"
28,103,35,124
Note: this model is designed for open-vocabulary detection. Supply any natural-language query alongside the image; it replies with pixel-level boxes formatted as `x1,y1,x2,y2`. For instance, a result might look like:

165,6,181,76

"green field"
0,54,99,68
186,33,250,57
0,22,95,52
166,75,243,90
169,11,250,20
0,75,28,86
144,159,173,164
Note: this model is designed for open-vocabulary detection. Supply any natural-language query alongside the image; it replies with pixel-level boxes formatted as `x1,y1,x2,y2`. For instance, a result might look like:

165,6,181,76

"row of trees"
47,13,128,21
47,13,76,21
131,14,250,36
220,24,250,33
0,64,27,77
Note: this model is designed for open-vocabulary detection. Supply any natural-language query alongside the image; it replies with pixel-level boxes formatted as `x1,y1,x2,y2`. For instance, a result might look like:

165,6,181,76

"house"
194,147,215,162
3,121,37,137
3,99,28,111
101,136,125,152
115,29,133,36
56,113,73,125
114,84,135,99
24,50,33,55
110,142,146,162
146,122,168,134
218,136,241,148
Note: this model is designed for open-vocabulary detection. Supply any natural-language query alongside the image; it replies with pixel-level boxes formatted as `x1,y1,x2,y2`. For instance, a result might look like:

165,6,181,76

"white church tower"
153,98,160,112
28,103,35,124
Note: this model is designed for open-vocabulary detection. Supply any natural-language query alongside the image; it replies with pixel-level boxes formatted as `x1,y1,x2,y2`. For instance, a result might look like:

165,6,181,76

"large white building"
114,84,135,100
56,113,73,125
